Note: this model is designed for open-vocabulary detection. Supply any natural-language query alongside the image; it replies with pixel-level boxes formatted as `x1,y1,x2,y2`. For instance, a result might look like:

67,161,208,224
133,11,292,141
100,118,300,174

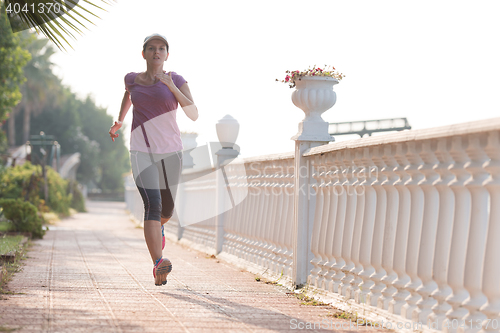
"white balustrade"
346,148,366,300
355,148,377,304
368,146,388,307
308,155,328,288
414,140,439,324
378,144,399,310
444,135,472,333
480,131,500,333
124,117,500,333
338,149,358,296
429,137,455,330
325,151,348,294
461,134,490,333
401,141,425,319
389,142,411,315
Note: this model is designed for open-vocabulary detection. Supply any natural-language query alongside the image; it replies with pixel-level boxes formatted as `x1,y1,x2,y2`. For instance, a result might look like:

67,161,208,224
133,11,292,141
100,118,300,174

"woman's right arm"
109,90,132,142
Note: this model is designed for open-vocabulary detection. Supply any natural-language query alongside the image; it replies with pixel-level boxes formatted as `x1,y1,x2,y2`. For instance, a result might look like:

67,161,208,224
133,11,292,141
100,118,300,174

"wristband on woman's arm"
182,104,198,121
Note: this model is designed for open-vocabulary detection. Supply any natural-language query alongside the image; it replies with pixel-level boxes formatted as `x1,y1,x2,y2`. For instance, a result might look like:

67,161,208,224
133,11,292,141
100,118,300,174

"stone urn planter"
291,76,338,142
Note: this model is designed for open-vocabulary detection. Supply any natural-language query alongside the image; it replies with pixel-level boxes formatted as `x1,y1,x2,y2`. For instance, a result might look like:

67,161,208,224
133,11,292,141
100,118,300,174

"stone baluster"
414,140,440,324
428,137,455,330
401,141,425,320
261,162,275,268
281,160,295,275
479,131,500,333
261,162,275,267
347,148,366,300
257,161,273,268
260,162,275,267
367,146,388,307
236,163,247,249
316,154,337,288
308,155,327,287
378,144,400,310
274,160,287,274
267,161,283,273
444,136,472,333
325,151,347,293
389,142,411,315
317,154,337,290
234,164,249,257
461,134,490,333
248,165,263,263
268,161,283,271
355,147,377,304
223,163,240,255
250,162,267,265
339,149,358,296
242,164,256,262
245,163,260,264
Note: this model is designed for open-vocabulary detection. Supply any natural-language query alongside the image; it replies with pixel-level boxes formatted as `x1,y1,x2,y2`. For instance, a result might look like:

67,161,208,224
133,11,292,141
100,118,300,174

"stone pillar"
290,76,338,288
215,115,240,254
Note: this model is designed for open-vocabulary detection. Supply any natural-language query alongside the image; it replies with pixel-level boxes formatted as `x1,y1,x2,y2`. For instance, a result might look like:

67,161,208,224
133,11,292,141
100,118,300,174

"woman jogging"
109,33,198,286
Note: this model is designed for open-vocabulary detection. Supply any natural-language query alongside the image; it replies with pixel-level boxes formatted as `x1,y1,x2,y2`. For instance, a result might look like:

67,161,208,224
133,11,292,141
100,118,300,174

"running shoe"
153,257,172,286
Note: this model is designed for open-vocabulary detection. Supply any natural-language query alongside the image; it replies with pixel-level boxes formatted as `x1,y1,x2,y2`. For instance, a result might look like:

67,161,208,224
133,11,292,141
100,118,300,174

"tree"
28,90,130,192
2,0,115,50
18,32,60,143
4,31,61,146
0,4,30,154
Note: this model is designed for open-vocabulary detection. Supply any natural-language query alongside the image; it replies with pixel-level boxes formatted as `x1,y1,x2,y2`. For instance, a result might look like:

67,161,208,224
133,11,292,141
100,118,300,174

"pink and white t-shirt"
124,71,186,154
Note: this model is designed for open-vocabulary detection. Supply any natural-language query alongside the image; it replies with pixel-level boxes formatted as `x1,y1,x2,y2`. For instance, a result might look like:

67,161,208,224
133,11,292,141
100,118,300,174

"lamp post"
215,115,240,254
28,131,60,203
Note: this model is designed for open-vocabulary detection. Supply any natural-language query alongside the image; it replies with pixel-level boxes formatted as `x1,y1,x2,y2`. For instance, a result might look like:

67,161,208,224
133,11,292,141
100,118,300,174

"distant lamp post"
28,131,61,203
25,141,32,162
216,115,240,149
215,115,240,254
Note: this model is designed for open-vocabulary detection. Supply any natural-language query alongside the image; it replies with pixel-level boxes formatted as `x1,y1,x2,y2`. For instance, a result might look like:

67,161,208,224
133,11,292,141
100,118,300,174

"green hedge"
0,161,85,215
0,198,45,238
68,180,86,212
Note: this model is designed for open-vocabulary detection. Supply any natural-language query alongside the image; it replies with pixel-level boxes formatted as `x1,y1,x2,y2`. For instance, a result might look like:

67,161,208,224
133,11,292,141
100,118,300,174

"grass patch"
0,222,13,233
295,293,329,306
254,277,386,329
254,269,285,286
0,326,17,332
42,212,60,224
327,311,381,327
0,239,30,296
0,235,24,256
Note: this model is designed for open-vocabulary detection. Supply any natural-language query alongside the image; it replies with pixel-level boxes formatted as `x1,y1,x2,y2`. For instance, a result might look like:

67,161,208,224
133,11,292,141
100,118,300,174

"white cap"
143,33,169,51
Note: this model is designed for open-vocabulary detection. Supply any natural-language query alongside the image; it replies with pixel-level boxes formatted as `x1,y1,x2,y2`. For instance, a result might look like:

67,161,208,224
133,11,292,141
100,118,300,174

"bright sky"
50,0,500,159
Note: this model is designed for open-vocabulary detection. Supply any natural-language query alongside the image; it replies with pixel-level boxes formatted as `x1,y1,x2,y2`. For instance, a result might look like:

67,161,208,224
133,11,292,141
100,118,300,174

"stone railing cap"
303,117,500,157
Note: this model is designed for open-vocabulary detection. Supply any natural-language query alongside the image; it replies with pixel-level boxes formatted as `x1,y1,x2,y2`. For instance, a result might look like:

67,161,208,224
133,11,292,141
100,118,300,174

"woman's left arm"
156,72,198,121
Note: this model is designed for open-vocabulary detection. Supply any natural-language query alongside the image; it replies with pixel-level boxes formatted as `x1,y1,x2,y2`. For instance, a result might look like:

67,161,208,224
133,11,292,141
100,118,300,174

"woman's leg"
158,150,183,224
135,185,162,263
131,151,163,263
144,219,162,262
136,184,171,285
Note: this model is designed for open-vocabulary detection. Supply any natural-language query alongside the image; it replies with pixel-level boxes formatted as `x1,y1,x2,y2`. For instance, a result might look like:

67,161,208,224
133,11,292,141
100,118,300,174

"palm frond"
4,0,115,50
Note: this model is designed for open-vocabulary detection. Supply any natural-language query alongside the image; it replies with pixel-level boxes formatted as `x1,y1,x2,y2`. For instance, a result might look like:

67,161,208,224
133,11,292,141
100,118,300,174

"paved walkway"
0,201,378,333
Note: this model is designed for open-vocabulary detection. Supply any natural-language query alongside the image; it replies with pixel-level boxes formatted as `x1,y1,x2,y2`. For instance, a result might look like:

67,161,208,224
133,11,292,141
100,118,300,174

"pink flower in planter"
277,65,345,88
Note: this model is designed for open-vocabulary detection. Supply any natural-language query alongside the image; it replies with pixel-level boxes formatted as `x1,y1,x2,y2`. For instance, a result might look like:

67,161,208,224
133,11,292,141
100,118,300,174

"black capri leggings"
130,150,183,222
